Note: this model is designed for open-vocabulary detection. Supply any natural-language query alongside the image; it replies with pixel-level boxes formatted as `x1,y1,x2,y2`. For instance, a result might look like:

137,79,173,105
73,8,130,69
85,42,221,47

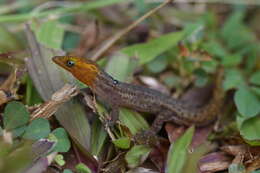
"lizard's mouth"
52,56,71,71
52,56,62,65
52,56,72,71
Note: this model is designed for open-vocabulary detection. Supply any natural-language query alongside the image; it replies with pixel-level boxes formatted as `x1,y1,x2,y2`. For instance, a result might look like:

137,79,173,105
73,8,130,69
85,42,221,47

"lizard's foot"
133,130,159,146
103,116,116,129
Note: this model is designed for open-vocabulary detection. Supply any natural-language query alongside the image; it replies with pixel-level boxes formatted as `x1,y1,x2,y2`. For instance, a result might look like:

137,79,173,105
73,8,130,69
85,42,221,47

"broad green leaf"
250,71,260,86
166,126,194,173
238,115,260,142
119,108,149,135
221,11,244,50
75,163,92,173
62,32,80,51
4,101,30,130
228,163,246,173
146,55,168,74
34,20,65,49
201,59,218,73
234,87,260,118
183,22,204,43
122,31,184,65
161,73,181,88
105,53,138,82
90,118,107,156
23,118,50,140
201,40,227,58
12,125,27,138
52,128,71,153
221,10,255,51
112,137,130,149
251,86,260,96
221,54,243,67
223,69,245,91
0,126,2,136
125,145,151,168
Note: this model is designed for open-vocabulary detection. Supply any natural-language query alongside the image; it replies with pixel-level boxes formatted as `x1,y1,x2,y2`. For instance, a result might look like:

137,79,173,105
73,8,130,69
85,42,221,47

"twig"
30,84,79,121
91,0,174,61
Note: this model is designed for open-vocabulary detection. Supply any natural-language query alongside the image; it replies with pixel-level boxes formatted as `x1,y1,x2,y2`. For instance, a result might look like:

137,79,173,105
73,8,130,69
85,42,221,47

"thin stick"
92,0,174,61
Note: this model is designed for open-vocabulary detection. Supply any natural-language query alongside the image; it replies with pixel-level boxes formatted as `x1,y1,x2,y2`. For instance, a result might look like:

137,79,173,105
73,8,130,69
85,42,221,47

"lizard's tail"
195,66,225,126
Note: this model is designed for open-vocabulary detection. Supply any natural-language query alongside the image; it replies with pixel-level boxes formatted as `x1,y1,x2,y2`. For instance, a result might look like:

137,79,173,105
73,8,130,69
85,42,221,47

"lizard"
52,56,225,136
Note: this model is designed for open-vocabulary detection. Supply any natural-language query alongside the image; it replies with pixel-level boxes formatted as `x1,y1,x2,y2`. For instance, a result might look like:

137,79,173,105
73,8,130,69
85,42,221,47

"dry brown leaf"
199,152,232,172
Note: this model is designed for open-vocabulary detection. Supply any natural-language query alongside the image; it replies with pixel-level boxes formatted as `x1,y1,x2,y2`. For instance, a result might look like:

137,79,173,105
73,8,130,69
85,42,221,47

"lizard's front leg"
104,105,119,128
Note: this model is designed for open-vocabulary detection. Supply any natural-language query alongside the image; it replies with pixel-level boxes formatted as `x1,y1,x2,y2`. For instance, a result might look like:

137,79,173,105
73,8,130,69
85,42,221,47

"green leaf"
251,86,260,96
0,126,2,136
228,163,245,173
75,163,92,173
119,108,149,135
0,0,127,23
122,31,184,65
12,125,27,138
125,145,151,168
201,60,218,73
201,39,227,58
182,143,213,173
250,71,260,86
221,10,255,51
223,69,245,91
23,118,50,140
90,118,107,156
221,54,243,67
52,128,71,153
112,137,130,149
34,20,65,49
63,169,73,173
166,126,195,173
4,101,30,130
161,73,181,88
234,87,260,118
54,154,66,166
0,26,23,52
25,76,42,106
194,69,209,87
0,141,34,173
105,53,138,82
146,55,168,74
62,32,80,51
238,115,260,142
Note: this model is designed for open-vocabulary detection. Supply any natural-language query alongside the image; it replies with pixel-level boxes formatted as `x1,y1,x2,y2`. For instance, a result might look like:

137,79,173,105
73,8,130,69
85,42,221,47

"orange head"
52,56,100,87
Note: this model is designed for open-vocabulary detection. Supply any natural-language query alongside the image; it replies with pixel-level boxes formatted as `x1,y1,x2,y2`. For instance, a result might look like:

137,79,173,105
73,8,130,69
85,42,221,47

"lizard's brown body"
52,56,224,133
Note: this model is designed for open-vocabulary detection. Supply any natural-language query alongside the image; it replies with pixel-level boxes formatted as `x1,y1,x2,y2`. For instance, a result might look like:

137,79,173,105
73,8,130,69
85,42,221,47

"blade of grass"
0,0,127,23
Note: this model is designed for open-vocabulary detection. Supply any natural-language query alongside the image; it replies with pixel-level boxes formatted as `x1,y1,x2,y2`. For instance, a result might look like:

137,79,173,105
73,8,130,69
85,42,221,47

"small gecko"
52,56,224,134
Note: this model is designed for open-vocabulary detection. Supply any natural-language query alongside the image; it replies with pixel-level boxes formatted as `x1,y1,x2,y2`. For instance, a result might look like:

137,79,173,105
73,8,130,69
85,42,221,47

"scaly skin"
52,56,224,134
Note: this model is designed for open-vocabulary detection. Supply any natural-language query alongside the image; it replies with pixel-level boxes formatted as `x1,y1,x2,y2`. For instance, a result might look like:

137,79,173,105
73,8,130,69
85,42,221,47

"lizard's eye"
66,60,75,67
